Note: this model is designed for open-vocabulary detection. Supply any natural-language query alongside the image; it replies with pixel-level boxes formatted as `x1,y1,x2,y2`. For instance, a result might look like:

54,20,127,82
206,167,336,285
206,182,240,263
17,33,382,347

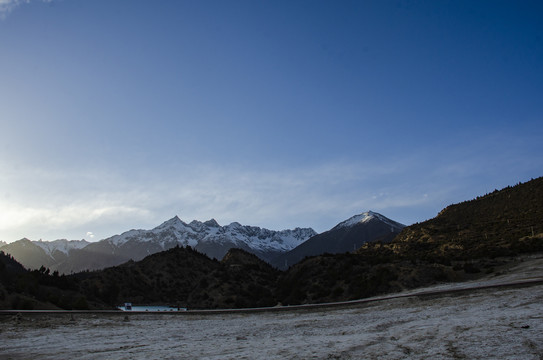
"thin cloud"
0,160,435,240
2,138,538,242
0,0,53,19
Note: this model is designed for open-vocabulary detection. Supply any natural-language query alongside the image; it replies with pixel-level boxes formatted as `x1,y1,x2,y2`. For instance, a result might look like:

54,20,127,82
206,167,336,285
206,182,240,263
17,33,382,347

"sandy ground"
1,255,543,360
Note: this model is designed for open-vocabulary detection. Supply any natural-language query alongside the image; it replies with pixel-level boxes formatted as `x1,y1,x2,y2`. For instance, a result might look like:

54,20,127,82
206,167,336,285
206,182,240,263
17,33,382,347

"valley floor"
1,255,543,359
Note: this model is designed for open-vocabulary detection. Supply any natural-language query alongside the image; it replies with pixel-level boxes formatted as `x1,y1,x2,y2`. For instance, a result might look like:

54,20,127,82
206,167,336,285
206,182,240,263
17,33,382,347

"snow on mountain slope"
336,211,405,231
33,239,90,257
105,216,317,254
271,211,406,270
2,217,317,273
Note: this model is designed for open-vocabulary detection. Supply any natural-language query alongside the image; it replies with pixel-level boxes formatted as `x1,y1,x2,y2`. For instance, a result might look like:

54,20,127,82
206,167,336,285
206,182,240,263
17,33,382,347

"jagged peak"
156,216,189,229
99,215,317,253
286,227,317,234
169,215,183,223
203,219,220,227
227,221,242,228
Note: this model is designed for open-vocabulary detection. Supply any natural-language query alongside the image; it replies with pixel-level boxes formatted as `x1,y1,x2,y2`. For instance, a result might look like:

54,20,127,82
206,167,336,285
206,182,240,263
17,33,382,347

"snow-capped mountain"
0,212,404,274
1,217,316,274
100,216,316,264
108,216,316,252
335,211,405,232
0,238,90,271
271,211,405,270
33,239,90,256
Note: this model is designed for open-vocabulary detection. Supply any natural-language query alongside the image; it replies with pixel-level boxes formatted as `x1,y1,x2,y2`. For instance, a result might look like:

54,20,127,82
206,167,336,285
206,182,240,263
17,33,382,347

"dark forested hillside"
277,177,543,305
0,251,90,310
384,177,543,262
1,246,281,310
76,246,280,309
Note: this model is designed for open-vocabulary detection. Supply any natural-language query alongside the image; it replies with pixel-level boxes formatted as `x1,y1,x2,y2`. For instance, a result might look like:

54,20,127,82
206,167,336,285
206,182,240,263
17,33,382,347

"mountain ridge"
277,177,543,305
2,177,542,310
0,217,317,273
271,211,404,270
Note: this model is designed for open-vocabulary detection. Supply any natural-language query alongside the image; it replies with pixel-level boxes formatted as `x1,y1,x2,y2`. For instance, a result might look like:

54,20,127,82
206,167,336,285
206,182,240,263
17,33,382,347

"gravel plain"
1,255,543,359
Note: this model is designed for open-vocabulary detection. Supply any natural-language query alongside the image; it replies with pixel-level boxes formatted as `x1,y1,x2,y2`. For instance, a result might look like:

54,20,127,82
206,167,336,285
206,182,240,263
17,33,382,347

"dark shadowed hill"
76,246,280,309
0,251,27,275
383,177,543,262
277,177,543,305
271,211,404,270
0,251,92,310
0,239,66,271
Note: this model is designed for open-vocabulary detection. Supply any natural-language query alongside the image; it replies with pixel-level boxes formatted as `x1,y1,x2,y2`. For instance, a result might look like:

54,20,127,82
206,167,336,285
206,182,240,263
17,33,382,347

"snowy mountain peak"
188,219,203,227
161,216,184,227
336,211,404,231
103,216,317,259
227,222,242,229
203,219,220,228
33,239,90,257
172,215,182,222
338,211,375,227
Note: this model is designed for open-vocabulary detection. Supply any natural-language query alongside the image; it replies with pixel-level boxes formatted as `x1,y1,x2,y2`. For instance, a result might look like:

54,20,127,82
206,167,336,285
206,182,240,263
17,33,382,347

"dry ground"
1,255,543,359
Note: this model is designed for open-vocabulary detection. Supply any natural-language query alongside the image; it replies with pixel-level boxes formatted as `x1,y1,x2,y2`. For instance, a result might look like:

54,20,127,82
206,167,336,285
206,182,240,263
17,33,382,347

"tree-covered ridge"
75,245,281,309
276,177,543,305
380,177,543,262
0,251,87,310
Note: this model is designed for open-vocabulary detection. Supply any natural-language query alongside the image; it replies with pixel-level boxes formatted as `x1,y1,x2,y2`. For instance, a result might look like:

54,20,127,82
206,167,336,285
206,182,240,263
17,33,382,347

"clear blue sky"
1,0,542,242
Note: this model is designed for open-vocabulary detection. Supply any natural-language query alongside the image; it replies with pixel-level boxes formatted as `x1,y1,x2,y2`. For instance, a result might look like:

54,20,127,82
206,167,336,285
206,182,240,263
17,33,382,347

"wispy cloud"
0,0,52,19
0,160,440,241
2,127,540,242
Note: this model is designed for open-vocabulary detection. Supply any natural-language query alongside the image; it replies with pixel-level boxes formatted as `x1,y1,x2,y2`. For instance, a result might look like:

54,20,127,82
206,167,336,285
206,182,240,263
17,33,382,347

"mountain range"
1,177,542,310
0,212,402,274
0,217,318,274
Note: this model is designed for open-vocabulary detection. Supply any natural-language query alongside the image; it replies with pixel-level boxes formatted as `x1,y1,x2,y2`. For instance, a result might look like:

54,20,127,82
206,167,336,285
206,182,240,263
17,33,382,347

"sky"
0,0,542,242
